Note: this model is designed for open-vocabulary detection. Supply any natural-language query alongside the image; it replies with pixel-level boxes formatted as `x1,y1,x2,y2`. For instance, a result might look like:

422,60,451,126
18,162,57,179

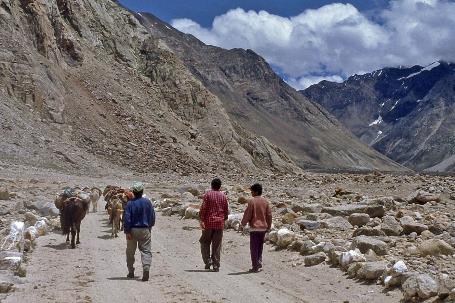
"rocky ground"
0,164,454,302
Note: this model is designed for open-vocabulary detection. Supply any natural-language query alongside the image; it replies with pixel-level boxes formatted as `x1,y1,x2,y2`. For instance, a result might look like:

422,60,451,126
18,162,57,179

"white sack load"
1,221,25,251
340,249,366,269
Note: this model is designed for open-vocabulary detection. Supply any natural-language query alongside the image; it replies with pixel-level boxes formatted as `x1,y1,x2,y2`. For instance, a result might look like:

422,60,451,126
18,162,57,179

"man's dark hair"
211,178,222,190
250,183,263,195
133,190,143,198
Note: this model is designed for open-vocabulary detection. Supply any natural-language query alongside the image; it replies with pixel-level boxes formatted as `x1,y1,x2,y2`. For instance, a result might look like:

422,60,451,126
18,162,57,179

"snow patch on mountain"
369,116,383,126
398,62,440,80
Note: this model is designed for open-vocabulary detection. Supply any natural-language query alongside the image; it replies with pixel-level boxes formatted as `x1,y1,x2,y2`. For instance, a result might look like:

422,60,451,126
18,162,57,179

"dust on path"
4,210,402,303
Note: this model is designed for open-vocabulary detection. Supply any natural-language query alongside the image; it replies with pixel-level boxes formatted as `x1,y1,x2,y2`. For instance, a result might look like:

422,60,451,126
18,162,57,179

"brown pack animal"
110,196,124,238
61,197,89,249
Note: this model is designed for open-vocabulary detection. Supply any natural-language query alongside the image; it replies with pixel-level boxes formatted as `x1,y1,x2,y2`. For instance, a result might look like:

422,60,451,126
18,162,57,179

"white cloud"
171,0,455,89
286,75,344,90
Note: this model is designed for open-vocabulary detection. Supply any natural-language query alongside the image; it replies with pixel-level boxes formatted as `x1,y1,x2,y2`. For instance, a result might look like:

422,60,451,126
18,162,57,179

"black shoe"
248,268,262,273
142,270,149,281
127,271,134,278
212,267,219,272
204,263,211,270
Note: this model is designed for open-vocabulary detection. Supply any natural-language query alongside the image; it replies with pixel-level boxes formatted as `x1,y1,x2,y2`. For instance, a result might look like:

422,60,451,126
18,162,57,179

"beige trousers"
126,228,152,272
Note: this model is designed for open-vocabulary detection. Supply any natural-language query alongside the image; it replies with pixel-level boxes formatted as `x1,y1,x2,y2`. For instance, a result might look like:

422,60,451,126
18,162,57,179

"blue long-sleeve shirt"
123,197,155,233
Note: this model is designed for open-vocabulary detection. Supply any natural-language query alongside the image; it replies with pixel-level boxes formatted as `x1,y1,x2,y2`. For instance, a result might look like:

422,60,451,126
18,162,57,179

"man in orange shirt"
199,178,229,272
241,183,272,273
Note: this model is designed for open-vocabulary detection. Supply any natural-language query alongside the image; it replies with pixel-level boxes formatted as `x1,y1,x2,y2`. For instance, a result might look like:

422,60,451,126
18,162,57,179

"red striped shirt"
199,190,229,230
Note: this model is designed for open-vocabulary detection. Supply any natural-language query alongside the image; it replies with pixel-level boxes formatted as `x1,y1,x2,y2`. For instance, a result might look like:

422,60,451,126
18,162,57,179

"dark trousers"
250,231,266,270
200,229,223,268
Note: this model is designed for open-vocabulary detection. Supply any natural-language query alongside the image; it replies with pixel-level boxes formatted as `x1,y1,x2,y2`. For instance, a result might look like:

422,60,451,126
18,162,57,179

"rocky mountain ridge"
134,12,406,172
302,61,455,172
0,0,405,174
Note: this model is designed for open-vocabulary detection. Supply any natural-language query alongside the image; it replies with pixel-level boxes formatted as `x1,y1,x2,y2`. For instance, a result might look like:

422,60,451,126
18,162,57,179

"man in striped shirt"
199,178,229,272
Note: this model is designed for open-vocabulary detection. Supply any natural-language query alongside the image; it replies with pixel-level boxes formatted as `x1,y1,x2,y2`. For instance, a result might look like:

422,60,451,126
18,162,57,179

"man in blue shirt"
124,182,155,281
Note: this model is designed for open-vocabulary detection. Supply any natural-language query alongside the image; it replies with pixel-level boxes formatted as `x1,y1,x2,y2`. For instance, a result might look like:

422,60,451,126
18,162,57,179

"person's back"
198,178,229,272
241,183,272,273
241,196,272,231
200,190,228,229
124,182,155,282
124,196,155,231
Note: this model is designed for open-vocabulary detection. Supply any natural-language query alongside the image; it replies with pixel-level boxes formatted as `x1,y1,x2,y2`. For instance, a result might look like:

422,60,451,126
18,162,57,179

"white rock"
276,228,295,248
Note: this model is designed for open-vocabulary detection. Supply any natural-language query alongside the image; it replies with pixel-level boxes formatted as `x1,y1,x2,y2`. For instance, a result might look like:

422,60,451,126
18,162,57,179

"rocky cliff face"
0,0,300,174
302,62,455,172
135,13,406,172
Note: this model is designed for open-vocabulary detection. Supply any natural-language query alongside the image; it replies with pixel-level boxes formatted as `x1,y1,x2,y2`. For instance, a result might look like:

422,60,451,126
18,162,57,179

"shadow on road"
228,271,253,276
107,277,138,281
184,269,212,273
43,242,68,250
97,235,113,240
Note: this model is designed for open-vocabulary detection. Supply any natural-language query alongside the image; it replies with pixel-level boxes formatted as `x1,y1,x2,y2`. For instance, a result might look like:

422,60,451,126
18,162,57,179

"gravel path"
3,203,403,303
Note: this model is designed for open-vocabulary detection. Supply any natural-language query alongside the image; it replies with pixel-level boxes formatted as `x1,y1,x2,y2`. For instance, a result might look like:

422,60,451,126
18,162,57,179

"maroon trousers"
250,231,266,270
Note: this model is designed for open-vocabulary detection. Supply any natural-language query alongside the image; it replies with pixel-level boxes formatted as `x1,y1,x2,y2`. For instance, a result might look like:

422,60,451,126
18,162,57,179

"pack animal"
61,197,89,249
110,196,124,238
90,187,102,212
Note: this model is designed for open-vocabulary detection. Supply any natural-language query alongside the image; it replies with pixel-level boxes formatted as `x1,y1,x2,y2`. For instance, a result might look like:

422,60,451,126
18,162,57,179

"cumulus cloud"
171,0,455,89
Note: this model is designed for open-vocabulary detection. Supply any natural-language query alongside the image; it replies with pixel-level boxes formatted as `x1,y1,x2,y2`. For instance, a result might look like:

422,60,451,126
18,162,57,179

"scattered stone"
296,219,321,230
400,216,428,235
352,227,386,237
304,252,326,266
24,212,38,225
408,190,441,204
339,249,366,269
282,212,298,224
356,261,387,280
0,281,14,294
0,189,10,200
348,213,370,227
347,262,364,278
402,274,438,301
322,204,385,218
418,239,455,256
351,236,388,256
381,215,403,236
300,240,316,255
320,216,352,230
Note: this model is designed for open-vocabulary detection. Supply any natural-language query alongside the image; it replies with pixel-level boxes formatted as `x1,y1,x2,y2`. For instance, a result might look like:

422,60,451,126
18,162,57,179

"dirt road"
4,205,402,303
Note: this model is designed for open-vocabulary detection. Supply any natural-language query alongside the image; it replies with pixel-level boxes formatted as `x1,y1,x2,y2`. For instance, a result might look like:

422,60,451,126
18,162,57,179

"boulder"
347,262,364,278
400,216,428,235
296,219,321,230
0,281,14,294
0,189,9,200
24,200,59,217
0,252,22,271
304,252,326,267
299,240,316,255
402,274,438,301
320,216,352,230
321,204,385,218
328,248,345,266
408,190,441,204
418,239,455,256
438,274,455,299
161,207,173,216
339,249,366,269
184,206,200,219
266,230,278,244
351,236,388,256
348,213,370,227
282,212,298,224
352,227,386,237
356,261,387,280
381,215,403,236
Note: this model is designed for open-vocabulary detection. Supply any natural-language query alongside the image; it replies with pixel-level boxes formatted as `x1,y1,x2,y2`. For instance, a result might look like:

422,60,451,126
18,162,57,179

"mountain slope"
134,13,406,172
302,62,455,172
0,0,297,174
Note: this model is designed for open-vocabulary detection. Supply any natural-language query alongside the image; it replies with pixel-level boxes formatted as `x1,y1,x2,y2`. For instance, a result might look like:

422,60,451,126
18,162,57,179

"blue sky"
119,0,455,89
119,0,390,27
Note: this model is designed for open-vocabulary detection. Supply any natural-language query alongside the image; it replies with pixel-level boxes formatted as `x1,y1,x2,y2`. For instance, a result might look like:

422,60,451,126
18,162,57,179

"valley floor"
4,211,402,303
